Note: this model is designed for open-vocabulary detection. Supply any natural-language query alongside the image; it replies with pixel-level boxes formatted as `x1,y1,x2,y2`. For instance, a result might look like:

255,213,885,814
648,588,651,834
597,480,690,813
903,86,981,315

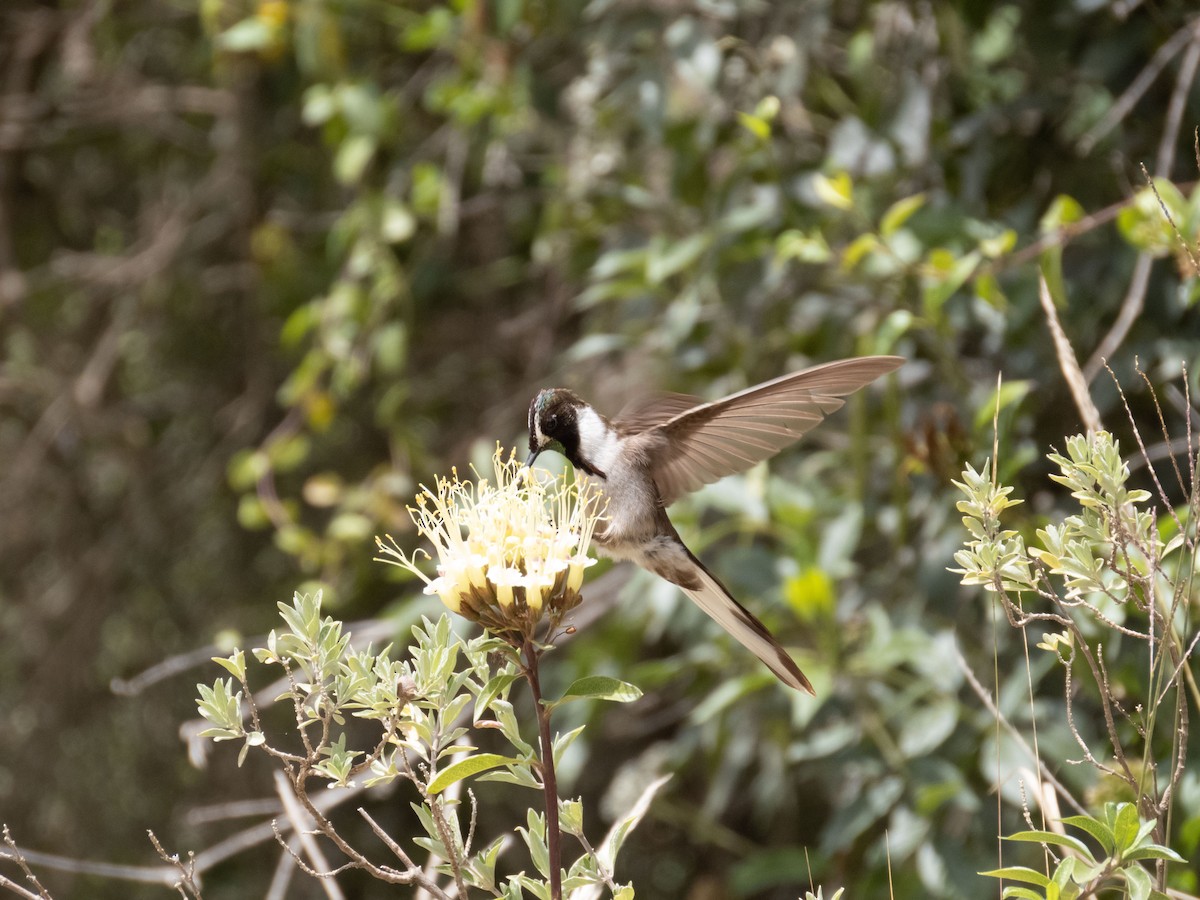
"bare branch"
1037,273,1102,432
269,821,359,883
1083,254,1152,384
357,809,420,871
1076,18,1200,154
1155,29,1200,179
1,827,53,900
273,772,347,900
0,873,48,900
953,647,1089,817
147,832,203,900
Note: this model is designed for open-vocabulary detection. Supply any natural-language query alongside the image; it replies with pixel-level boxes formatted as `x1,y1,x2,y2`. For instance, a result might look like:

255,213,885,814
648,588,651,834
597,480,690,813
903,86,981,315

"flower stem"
522,639,562,900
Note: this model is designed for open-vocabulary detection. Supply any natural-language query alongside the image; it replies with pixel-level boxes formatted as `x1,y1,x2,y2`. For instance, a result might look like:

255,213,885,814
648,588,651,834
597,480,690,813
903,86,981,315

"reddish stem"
522,639,562,900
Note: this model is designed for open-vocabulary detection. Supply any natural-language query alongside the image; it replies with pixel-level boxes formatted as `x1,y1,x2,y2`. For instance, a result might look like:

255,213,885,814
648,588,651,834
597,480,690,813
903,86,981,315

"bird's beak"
525,448,541,467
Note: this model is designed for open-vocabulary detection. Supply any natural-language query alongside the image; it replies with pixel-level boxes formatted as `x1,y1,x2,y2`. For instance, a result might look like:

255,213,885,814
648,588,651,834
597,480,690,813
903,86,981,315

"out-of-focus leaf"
812,172,855,210
1039,195,1085,233
737,110,771,140
973,380,1032,432
880,193,926,237
897,698,959,758
978,228,1017,258
923,248,981,316
217,17,275,52
646,234,710,284
1116,181,1188,257
784,567,834,620
334,135,377,185
776,229,832,264
842,233,882,268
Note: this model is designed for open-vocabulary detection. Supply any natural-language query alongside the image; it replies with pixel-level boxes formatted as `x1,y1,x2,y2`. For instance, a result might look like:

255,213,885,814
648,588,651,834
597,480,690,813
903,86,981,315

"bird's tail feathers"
677,556,814,694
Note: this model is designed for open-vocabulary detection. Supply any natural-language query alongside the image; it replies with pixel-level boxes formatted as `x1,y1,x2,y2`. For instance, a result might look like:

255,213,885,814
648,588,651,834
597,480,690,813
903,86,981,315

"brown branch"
273,772,347,900
280,764,454,897
1037,273,1103,432
1085,30,1200,380
1083,254,1152,384
357,809,421,871
147,832,203,900
1155,29,1200,179
269,821,359,883
1077,18,1200,155
0,783,363,890
522,638,562,900
0,873,47,900
429,798,468,899
987,195,1130,275
1,828,52,900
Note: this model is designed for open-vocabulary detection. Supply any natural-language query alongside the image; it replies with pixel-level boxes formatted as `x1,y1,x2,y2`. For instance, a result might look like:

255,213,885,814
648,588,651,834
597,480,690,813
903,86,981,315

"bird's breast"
585,456,665,561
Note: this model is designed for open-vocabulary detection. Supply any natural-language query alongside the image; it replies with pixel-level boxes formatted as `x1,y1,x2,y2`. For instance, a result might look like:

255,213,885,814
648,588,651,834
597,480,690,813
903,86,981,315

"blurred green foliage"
1,0,1199,897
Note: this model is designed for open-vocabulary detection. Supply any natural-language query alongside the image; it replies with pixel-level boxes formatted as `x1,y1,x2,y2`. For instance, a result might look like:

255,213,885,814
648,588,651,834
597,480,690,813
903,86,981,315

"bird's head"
527,388,586,468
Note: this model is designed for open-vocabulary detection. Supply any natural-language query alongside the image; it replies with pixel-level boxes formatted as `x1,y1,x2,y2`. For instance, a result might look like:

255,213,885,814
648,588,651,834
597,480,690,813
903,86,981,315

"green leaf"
228,448,271,491
880,193,926,237
380,201,416,244
812,172,854,210
552,725,585,767
1116,189,1178,256
646,233,710,284
599,775,670,869
978,227,1017,258
1039,194,1085,233
520,809,551,879
1111,802,1139,852
545,676,642,711
1060,815,1114,856
211,650,246,681
973,379,1032,432
1000,888,1046,900
334,135,377,186
559,797,583,835
490,700,535,756
427,753,521,795
1005,830,1093,859
775,229,832,265
1125,845,1186,863
784,567,835,619
217,17,275,52
841,232,882,269
923,248,981,317
1124,864,1151,900
475,672,521,723
476,767,541,790
979,867,1053,887
736,110,771,140
897,698,958,758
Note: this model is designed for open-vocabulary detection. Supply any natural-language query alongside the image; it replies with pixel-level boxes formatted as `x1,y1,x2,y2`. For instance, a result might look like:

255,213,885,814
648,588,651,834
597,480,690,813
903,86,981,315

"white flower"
376,446,605,637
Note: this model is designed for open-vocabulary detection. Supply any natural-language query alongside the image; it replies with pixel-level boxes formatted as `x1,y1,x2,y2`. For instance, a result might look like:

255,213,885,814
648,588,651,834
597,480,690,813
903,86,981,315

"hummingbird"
525,355,903,693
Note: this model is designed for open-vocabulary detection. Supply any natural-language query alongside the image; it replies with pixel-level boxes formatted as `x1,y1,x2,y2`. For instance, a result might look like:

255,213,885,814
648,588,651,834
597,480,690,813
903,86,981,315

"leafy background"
2,0,1199,897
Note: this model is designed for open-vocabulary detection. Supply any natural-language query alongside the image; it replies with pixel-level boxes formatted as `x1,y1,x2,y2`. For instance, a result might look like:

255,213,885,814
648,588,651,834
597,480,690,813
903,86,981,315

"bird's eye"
546,415,558,431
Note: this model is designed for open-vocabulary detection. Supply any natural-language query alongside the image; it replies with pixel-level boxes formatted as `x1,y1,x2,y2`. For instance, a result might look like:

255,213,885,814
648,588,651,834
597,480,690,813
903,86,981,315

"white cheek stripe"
577,407,620,473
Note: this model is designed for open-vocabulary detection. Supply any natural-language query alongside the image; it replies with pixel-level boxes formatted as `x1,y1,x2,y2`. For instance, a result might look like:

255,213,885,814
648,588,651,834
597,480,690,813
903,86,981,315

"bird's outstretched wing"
622,356,902,506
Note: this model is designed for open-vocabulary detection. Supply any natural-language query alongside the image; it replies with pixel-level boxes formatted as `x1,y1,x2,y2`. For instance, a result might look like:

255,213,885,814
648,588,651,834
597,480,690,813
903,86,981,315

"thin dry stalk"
147,832,203,900
1036,273,1103,432
1,827,53,900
